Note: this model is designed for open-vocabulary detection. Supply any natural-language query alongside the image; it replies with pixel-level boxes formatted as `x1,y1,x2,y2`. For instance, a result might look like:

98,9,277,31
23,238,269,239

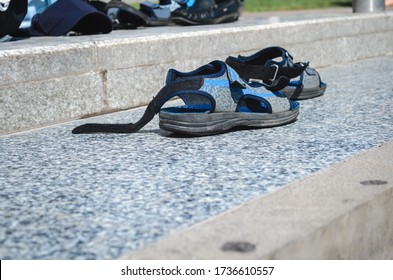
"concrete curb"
127,140,393,259
1,12,393,134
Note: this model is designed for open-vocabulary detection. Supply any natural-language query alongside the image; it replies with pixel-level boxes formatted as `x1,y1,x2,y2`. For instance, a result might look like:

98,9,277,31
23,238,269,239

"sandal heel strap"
225,56,308,91
72,78,203,134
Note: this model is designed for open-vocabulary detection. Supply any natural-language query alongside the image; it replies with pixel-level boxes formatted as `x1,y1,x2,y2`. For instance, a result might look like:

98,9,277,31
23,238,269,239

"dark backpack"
0,0,28,38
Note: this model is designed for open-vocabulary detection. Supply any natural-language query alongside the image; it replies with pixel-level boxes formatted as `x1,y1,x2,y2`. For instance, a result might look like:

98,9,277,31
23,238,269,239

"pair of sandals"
72,46,326,136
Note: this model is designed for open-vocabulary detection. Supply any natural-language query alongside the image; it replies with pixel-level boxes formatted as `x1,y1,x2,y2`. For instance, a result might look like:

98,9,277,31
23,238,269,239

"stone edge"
126,140,393,259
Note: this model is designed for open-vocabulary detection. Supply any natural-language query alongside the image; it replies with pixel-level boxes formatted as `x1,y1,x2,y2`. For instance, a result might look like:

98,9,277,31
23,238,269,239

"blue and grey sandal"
72,61,299,136
226,46,327,100
159,61,299,136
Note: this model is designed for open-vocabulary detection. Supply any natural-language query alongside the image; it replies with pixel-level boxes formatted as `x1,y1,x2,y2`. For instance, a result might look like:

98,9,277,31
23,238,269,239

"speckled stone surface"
2,10,393,134
0,56,393,259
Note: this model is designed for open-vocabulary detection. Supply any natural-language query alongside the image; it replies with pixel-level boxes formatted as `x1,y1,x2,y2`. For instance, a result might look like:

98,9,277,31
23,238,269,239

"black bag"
0,0,28,38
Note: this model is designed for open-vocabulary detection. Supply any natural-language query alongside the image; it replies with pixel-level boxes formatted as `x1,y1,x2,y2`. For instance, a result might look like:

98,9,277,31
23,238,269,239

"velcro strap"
225,64,247,88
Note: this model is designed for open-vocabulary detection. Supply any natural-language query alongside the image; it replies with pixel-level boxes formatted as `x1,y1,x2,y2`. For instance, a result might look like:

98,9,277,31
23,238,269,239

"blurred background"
123,0,354,11
21,0,392,28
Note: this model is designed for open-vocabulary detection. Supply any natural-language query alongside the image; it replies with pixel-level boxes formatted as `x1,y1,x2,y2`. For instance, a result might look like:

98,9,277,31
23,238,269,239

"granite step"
0,54,392,259
1,9,393,135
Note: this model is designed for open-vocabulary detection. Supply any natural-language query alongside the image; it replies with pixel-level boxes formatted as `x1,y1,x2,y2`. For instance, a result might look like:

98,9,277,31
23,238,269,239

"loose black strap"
238,46,292,65
72,78,203,134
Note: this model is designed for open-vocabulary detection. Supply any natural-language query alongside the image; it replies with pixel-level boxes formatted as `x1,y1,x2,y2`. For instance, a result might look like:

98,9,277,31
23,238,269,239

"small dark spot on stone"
221,241,256,253
19,219,32,226
360,180,388,186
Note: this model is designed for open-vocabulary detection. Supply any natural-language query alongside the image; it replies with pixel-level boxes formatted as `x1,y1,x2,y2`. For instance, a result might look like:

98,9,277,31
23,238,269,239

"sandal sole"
159,108,299,136
145,18,176,26
283,83,327,100
171,12,239,25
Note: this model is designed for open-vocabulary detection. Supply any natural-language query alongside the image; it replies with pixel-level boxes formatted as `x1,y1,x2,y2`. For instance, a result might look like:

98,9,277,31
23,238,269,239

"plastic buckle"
248,78,263,84
269,64,279,81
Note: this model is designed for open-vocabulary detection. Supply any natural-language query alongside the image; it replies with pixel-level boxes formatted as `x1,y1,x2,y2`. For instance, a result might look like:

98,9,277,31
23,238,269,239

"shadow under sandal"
226,46,327,100
72,61,299,136
159,60,299,136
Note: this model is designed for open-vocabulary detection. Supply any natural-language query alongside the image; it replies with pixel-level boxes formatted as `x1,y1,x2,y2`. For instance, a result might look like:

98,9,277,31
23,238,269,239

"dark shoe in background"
139,0,187,26
90,0,149,29
0,0,28,38
171,0,243,25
